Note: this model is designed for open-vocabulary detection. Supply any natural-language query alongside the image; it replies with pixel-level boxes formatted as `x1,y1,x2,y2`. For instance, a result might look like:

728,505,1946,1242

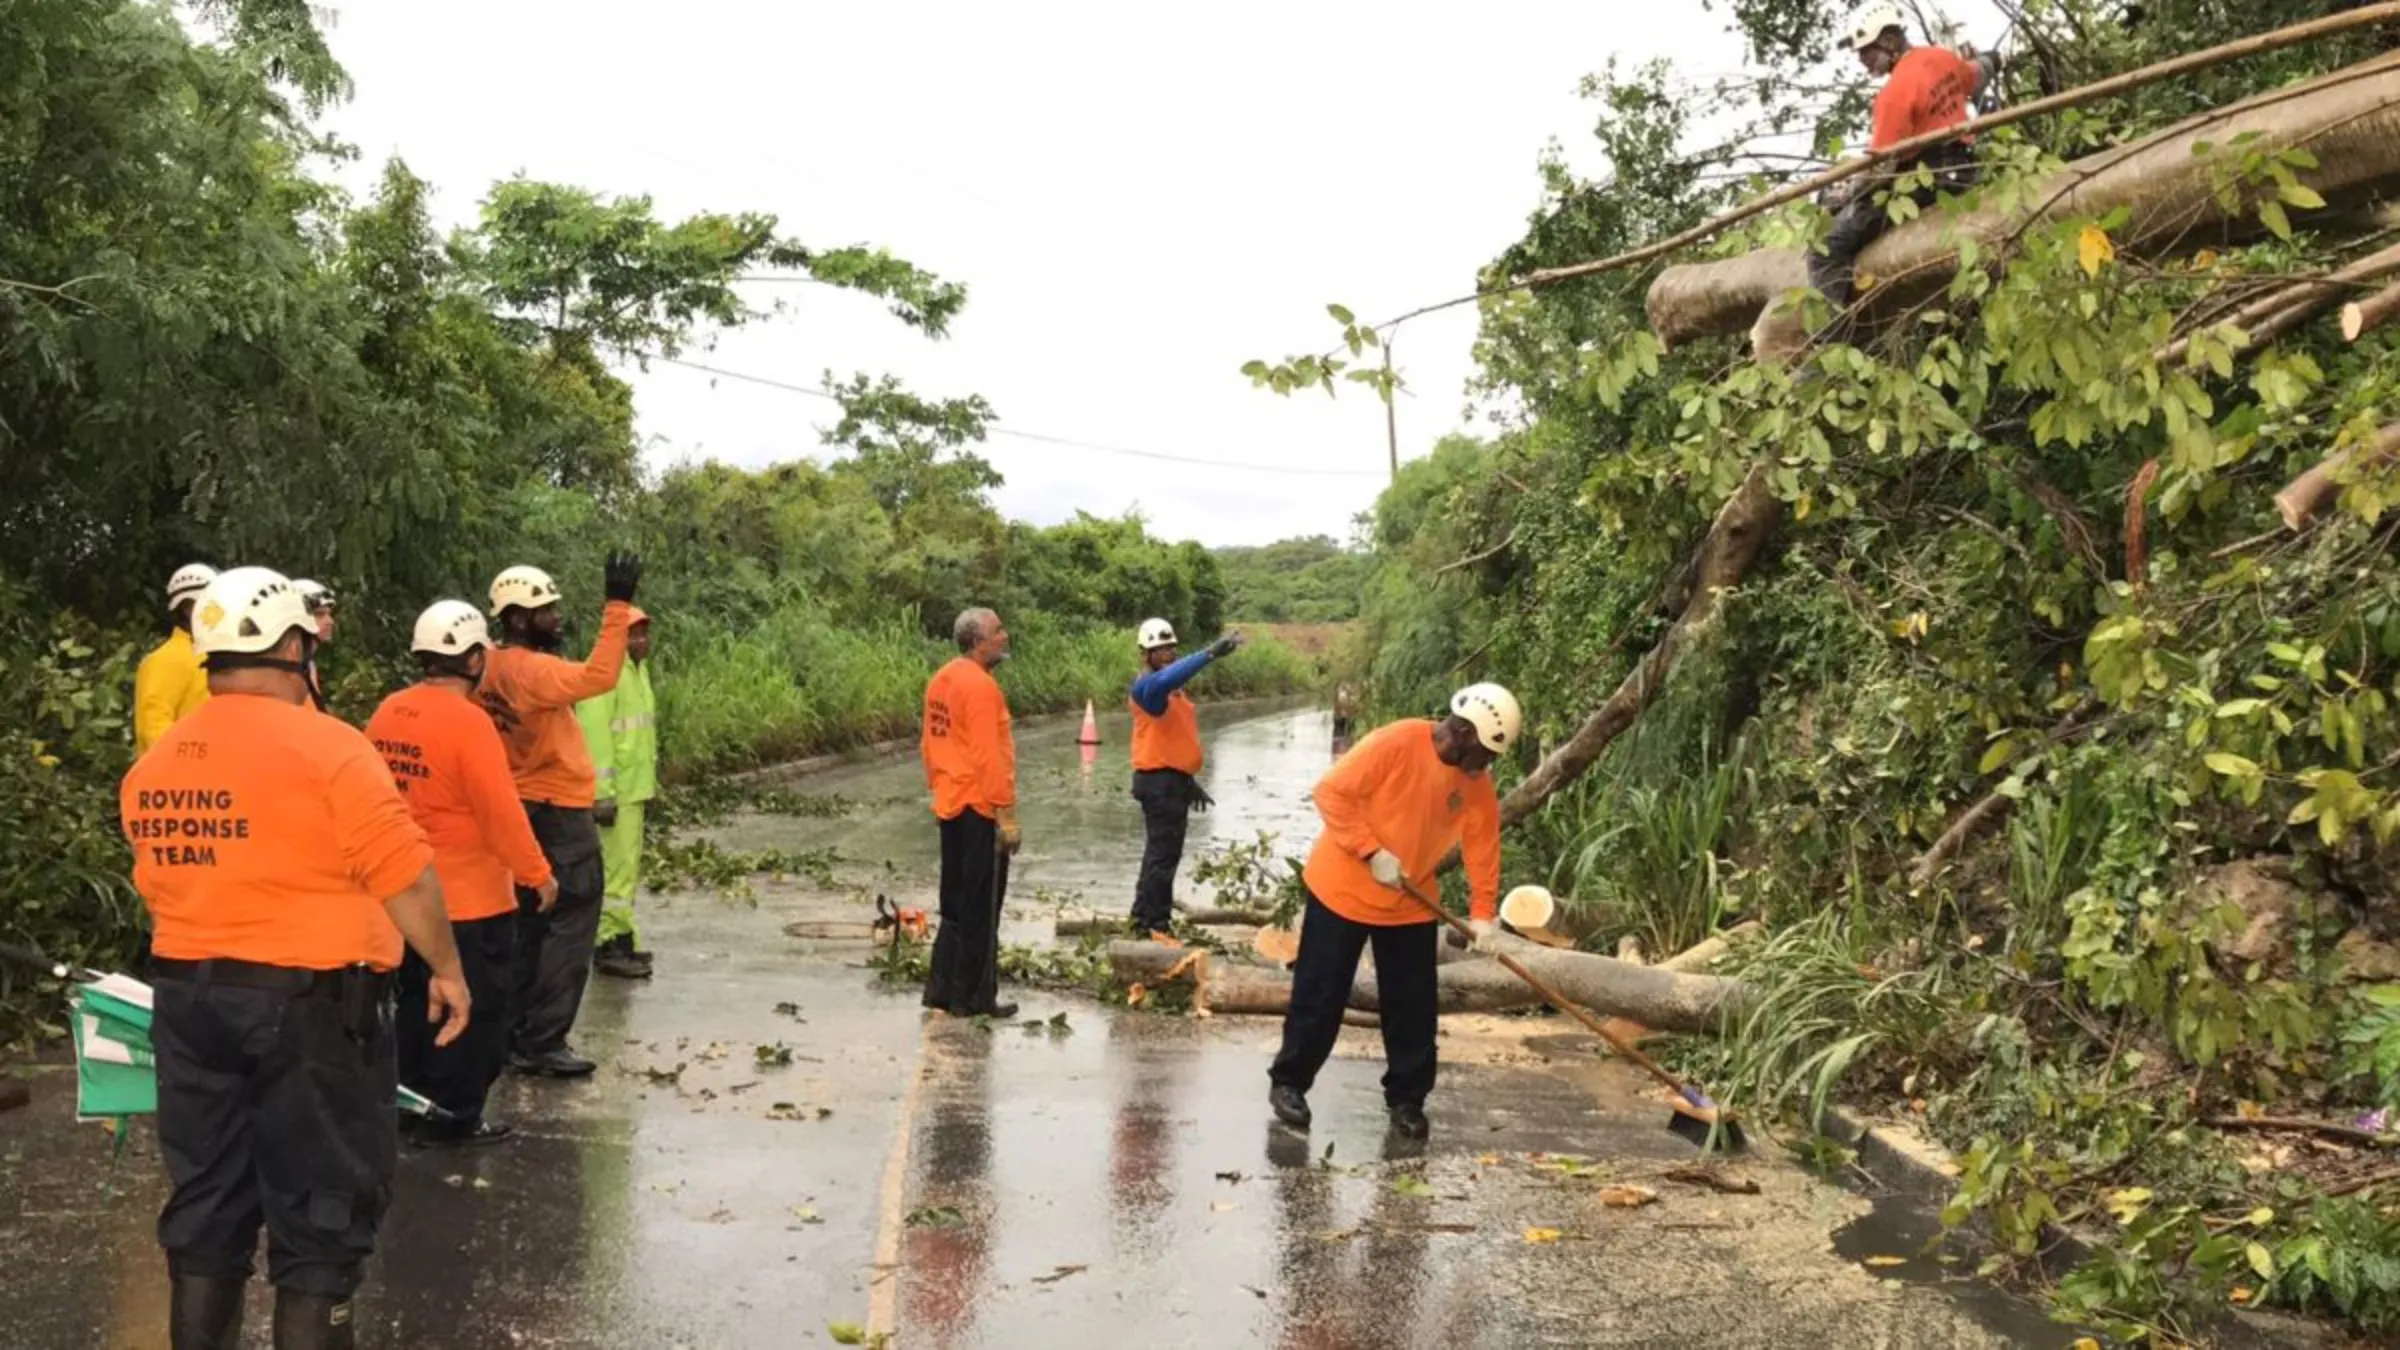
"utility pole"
1382,337,1399,482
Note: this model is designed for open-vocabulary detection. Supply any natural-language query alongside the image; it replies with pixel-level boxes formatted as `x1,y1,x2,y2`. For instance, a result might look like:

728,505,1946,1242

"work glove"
1209,632,1246,659
603,550,644,604
593,799,618,828
1368,848,1405,889
995,805,1022,856
1469,917,1498,951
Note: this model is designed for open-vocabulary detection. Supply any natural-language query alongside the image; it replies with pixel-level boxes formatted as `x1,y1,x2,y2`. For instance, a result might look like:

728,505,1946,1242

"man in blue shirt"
1126,618,1243,940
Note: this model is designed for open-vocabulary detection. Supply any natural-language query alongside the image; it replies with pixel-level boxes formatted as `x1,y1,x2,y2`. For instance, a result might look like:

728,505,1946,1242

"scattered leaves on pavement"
904,1205,965,1229
1030,1264,1088,1286
1390,1176,1435,1198
1594,1184,1658,1208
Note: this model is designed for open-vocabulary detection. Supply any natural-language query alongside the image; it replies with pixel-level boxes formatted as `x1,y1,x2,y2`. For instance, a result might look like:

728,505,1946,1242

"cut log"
1056,906,1274,938
2153,241,2400,367
1106,942,1549,1016
1498,460,1783,829
1478,932,1756,1034
1647,54,2400,350
1595,921,1765,1046
2345,278,2400,340
2277,421,2400,529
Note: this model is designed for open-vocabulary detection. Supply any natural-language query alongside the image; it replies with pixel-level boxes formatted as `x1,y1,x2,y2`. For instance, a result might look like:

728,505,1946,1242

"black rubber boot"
272,1289,357,1350
1388,1103,1431,1141
169,1274,247,1350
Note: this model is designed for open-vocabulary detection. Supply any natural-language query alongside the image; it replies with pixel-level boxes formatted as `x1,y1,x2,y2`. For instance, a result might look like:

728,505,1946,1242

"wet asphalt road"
0,705,2075,1348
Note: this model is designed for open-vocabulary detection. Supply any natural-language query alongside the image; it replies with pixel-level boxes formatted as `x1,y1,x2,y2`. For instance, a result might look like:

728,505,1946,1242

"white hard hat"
410,600,492,657
1848,2,1907,51
190,567,314,659
1449,682,1523,754
292,579,336,613
488,564,561,618
1137,617,1179,651
165,563,218,610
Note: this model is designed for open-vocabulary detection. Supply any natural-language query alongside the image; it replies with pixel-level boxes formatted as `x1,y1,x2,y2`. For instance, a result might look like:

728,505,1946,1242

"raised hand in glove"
604,550,644,604
593,799,619,828
1368,848,1405,889
1209,631,1247,659
995,805,1022,856
1468,917,1498,951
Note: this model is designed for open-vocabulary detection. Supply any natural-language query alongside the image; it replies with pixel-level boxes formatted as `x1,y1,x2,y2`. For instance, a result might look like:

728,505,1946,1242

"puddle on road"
1830,1187,2086,1347
710,699,1332,914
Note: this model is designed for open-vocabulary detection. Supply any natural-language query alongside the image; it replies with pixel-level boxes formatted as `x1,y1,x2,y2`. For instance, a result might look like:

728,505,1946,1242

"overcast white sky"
314,2,1802,548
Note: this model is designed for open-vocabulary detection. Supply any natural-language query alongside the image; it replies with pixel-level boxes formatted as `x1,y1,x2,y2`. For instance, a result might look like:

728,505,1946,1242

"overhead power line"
652,357,1389,479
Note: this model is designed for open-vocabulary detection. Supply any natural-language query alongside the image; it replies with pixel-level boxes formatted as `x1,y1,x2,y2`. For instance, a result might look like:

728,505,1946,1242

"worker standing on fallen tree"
480,554,640,1079
578,607,658,980
920,606,1020,1020
134,563,217,754
1267,682,1517,1141
369,601,559,1147
123,566,468,1348
1809,3,2001,314
1126,617,1244,942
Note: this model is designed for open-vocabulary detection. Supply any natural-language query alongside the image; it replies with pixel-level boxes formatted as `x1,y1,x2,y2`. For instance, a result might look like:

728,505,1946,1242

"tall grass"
655,603,1320,777
1542,722,1751,958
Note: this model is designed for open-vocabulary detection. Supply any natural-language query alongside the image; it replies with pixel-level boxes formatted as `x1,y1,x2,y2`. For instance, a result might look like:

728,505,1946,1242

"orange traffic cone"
1077,699,1100,745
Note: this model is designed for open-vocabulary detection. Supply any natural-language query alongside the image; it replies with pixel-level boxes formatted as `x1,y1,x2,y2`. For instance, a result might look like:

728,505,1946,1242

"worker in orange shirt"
1267,682,1520,1141
121,566,469,1348
478,553,640,1079
368,601,561,1147
1126,617,1245,941
1809,3,2001,314
920,606,1020,1020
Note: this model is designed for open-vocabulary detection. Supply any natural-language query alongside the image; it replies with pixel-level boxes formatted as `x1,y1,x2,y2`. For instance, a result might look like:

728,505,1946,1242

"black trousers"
925,810,1009,1014
1268,891,1439,1109
151,964,397,1297
512,802,604,1057
1129,769,1195,933
397,912,515,1124
1805,148,1979,312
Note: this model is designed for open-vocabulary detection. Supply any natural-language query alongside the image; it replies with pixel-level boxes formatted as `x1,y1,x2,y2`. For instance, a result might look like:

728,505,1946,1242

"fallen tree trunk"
1497,461,1782,828
2276,421,2400,528
1104,943,1546,1016
1597,921,1765,1046
2344,278,2400,339
1056,906,1275,937
1647,54,2400,349
1480,932,1755,1033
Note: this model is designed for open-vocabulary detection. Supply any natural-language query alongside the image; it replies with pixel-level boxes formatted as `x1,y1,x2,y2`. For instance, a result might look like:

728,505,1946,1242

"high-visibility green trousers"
598,799,646,946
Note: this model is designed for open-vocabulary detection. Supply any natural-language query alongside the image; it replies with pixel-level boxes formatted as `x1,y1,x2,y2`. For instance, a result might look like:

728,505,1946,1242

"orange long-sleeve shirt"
123,694,432,970
1302,720,1502,927
922,656,1016,821
478,600,633,807
367,683,554,922
1870,46,1978,151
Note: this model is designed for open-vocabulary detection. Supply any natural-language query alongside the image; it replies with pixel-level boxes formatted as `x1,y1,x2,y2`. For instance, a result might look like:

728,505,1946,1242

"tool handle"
0,939,81,982
1397,881,1692,1098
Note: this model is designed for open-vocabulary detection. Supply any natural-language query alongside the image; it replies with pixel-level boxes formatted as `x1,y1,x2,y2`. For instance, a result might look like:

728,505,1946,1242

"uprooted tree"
1248,1,2400,1337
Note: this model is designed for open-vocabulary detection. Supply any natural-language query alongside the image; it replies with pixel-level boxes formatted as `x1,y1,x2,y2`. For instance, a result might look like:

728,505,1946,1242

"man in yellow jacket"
133,563,217,753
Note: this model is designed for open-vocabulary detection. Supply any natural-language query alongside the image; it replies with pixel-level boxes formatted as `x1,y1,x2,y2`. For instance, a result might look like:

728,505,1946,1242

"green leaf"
2247,1241,2276,1281
1326,303,1355,325
1978,738,2019,775
829,1323,867,1345
2204,752,2261,779
2278,182,2326,211
1390,1176,1435,1197
2259,199,2293,241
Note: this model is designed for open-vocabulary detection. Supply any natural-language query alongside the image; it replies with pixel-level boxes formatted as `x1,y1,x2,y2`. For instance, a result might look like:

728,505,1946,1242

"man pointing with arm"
478,552,640,1079
1126,617,1244,942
